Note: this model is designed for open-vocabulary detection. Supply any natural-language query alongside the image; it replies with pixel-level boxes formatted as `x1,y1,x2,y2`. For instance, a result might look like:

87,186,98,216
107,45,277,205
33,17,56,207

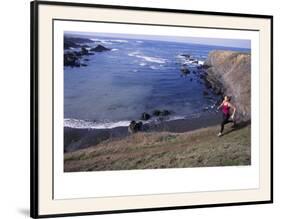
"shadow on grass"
222,120,251,136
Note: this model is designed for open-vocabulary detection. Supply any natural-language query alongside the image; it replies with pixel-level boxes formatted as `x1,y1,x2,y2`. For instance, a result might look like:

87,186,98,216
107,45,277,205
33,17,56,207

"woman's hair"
224,95,232,101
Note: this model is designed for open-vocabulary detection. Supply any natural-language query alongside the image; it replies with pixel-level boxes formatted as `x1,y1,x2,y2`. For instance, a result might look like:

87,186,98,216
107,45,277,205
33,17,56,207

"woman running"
217,95,236,137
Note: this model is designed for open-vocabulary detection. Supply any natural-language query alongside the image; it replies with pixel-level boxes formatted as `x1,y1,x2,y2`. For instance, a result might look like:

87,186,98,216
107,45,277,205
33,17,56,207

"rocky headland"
202,50,251,122
64,37,111,67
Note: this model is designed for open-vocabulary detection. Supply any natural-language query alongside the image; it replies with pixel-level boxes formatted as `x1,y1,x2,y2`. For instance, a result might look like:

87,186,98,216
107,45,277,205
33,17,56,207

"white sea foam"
64,118,131,129
166,115,186,121
176,54,205,66
90,38,128,44
90,38,113,45
111,48,119,51
110,39,128,43
176,54,187,59
142,56,166,64
150,66,159,70
64,115,189,130
128,51,166,64
128,51,139,57
198,60,204,65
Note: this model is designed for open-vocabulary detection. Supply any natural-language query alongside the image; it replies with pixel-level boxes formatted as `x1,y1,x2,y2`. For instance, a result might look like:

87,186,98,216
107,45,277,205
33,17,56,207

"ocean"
64,35,249,130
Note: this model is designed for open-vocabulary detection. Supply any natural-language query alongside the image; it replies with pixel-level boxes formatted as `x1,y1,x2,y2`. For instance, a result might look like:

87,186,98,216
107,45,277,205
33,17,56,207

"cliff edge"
204,50,251,122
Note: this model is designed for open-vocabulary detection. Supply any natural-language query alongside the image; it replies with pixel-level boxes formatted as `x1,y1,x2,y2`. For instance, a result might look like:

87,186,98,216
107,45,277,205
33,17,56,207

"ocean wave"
110,39,128,43
91,38,128,44
128,51,166,64
90,39,113,45
198,60,204,65
64,118,131,129
166,115,186,121
150,66,159,70
64,115,189,130
176,54,205,66
111,48,119,51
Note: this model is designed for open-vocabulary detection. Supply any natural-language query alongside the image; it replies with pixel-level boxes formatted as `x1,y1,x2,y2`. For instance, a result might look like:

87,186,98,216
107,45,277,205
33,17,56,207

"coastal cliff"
204,50,251,122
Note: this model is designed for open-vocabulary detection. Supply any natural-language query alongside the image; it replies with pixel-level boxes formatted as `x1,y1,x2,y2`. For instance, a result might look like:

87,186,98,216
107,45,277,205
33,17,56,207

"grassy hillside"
64,123,251,172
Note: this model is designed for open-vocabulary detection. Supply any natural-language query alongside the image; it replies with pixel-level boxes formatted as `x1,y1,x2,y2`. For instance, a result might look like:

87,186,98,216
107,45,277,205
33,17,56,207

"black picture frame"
30,1,273,218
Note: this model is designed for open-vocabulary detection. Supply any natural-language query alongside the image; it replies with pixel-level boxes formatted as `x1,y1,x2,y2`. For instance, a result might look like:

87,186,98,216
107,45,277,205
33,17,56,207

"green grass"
64,124,251,172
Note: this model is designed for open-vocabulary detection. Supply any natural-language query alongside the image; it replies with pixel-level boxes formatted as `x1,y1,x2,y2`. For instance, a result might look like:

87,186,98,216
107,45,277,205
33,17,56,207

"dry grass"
64,124,251,172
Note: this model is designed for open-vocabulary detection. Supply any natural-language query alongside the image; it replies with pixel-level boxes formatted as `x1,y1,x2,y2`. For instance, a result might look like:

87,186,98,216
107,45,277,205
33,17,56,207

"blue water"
64,35,250,129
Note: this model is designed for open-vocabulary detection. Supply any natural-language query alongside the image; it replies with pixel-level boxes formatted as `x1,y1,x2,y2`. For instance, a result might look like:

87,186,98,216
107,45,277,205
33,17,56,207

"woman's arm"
229,103,236,118
217,101,224,110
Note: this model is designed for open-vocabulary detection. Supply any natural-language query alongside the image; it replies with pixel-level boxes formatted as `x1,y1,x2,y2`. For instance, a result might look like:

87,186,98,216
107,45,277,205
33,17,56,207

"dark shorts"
222,113,230,121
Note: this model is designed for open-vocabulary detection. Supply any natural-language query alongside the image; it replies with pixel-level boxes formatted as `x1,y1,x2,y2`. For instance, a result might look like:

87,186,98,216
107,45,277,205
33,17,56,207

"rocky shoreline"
64,37,111,67
176,50,251,123
202,50,251,122
64,111,221,152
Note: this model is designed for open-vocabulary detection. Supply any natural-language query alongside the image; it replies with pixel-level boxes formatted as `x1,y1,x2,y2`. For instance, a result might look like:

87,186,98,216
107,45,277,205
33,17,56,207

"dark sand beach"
64,112,222,152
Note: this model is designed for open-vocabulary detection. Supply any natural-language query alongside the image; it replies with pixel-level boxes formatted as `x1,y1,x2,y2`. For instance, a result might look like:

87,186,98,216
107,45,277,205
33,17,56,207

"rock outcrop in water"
64,39,112,67
64,37,93,49
64,48,94,67
90,44,111,52
128,121,143,134
141,112,151,121
203,50,251,122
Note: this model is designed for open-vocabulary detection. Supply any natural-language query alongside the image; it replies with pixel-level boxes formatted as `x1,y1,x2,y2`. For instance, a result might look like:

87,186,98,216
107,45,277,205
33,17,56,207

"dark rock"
81,63,88,67
141,112,151,120
64,52,81,67
203,91,209,96
203,107,209,112
64,41,78,50
128,121,136,133
90,44,111,52
180,54,191,58
64,46,94,67
152,110,161,116
199,74,206,79
204,81,212,89
73,51,83,57
202,64,211,69
128,121,143,133
64,37,93,49
84,58,90,61
136,121,143,131
180,67,190,75
152,109,171,117
160,110,171,116
81,47,89,55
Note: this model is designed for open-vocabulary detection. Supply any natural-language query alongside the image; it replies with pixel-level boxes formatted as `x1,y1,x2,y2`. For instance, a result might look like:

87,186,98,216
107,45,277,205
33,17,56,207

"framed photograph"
30,1,273,218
